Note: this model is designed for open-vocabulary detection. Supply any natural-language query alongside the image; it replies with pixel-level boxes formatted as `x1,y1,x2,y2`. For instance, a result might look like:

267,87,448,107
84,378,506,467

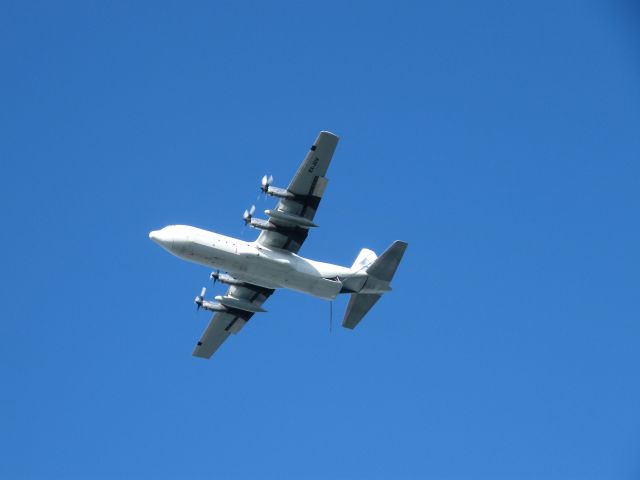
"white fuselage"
149,225,359,300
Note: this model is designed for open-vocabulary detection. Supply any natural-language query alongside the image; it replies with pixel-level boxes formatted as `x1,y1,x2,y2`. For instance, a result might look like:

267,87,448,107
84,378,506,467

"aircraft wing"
192,283,274,359
257,131,339,253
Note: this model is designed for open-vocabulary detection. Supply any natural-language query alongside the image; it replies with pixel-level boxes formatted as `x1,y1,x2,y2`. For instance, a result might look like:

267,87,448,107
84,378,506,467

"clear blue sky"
2,1,639,479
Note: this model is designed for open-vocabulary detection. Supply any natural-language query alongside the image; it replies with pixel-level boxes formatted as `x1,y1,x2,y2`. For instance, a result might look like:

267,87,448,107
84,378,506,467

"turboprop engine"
260,174,295,199
210,270,245,287
242,205,278,231
194,287,227,313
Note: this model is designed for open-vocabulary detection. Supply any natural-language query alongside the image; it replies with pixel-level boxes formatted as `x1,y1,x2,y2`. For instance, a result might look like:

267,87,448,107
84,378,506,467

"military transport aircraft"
149,131,407,358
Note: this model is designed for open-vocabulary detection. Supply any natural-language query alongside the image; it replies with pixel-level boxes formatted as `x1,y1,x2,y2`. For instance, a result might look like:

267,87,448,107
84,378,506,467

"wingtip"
319,130,340,139
192,348,213,359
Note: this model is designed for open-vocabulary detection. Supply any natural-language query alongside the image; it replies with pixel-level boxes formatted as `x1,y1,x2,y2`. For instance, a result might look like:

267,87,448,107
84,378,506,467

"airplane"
149,131,407,358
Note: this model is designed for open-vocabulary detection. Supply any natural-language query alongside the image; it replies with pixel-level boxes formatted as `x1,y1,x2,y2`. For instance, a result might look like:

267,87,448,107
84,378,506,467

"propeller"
243,204,256,225
260,174,273,193
195,287,206,311
210,270,220,285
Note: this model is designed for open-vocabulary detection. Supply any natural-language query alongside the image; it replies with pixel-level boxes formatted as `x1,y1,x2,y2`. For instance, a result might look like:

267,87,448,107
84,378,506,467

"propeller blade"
261,174,274,193
243,205,256,225
195,286,207,311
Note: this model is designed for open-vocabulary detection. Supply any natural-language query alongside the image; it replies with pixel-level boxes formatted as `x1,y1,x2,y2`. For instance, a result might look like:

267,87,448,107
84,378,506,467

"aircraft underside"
149,131,407,358
180,239,347,300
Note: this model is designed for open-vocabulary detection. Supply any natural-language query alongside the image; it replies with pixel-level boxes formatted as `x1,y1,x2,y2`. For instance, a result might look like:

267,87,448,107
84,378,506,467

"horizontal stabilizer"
366,241,408,282
342,293,381,329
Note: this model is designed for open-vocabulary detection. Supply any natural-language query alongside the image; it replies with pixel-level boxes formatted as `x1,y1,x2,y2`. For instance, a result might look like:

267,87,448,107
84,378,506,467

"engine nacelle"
247,217,278,231
195,297,228,313
211,271,245,287
265,186,296,199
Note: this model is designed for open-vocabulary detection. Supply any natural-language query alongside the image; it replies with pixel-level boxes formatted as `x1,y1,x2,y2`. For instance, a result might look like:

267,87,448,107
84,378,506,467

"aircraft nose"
149,229,172,248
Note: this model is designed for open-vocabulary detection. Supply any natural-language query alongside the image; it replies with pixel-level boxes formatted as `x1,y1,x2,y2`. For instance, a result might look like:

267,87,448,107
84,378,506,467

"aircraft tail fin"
342,240,408,329
351,248,378,271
